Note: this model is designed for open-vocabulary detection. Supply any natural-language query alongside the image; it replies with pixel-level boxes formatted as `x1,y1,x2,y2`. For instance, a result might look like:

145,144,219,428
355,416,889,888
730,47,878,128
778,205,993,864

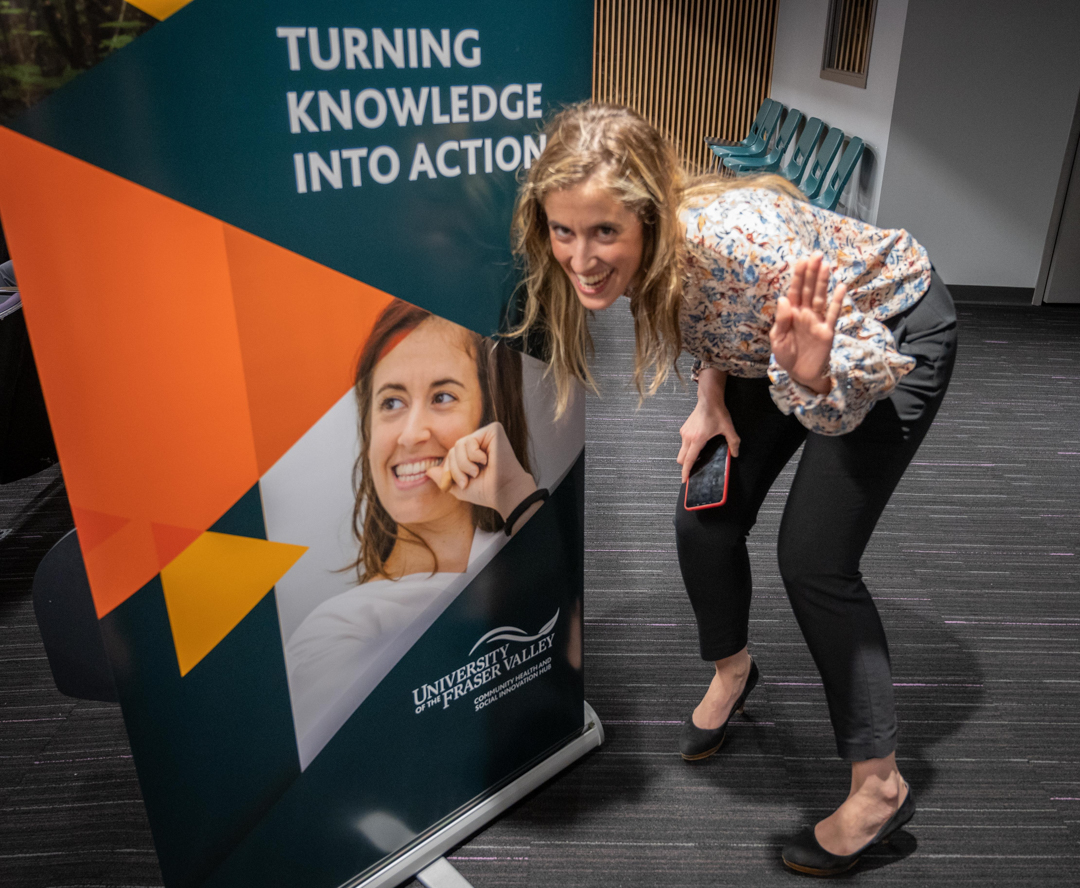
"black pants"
674,273,958,761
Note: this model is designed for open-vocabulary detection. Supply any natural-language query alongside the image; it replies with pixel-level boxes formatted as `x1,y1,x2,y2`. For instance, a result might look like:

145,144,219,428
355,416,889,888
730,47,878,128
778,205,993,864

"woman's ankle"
849,754,903,805
712,647,751,678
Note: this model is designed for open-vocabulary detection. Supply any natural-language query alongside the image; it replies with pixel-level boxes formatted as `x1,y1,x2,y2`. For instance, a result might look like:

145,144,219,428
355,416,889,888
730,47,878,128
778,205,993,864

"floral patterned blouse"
680,188,932,435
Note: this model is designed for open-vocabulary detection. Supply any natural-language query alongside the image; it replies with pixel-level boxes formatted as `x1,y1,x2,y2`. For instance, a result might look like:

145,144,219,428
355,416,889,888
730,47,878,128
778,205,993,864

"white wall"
876,0,1080,287
770,0,909,223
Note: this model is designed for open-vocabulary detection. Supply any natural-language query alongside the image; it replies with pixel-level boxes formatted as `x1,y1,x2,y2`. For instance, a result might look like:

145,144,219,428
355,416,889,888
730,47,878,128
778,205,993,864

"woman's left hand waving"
770,252,845,394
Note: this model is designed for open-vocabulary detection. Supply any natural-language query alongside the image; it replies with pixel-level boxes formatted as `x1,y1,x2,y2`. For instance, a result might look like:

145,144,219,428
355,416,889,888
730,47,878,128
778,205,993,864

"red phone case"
683,446,731,511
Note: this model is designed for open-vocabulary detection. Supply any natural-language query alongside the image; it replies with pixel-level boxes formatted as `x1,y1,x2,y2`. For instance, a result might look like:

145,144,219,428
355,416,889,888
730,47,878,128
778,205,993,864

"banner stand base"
352,702,604,888
415,857,474,888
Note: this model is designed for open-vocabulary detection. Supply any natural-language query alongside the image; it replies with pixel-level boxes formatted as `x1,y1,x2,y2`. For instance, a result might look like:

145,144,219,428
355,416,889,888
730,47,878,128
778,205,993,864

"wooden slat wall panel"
593,0,779,171
827,0,875,74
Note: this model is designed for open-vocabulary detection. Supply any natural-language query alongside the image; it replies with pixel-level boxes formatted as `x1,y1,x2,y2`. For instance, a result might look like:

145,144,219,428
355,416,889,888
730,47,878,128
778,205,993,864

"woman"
286,300,545,738
512,103,957,875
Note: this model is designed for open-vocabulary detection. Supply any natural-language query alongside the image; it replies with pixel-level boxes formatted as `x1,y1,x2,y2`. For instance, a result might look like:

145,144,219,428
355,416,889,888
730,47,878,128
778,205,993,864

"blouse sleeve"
681,203,793,381
766,292,916,435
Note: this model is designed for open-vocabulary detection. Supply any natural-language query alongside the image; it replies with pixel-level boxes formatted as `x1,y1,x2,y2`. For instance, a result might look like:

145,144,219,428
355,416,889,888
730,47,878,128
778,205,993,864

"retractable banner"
0,2,594,886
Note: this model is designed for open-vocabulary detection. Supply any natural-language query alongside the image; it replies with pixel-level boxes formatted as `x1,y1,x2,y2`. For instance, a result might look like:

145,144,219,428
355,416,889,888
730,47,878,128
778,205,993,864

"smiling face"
543,175,645,311
368,319,483,531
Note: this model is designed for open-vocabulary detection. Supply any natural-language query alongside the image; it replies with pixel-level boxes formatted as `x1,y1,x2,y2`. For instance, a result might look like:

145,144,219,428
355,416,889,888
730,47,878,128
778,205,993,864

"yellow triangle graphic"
127,0,193,20
160,531,307,676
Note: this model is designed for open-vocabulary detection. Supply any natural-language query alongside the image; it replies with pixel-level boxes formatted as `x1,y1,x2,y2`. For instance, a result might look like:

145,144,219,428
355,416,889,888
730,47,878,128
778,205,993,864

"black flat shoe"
781,783,915,876
679,657,759,761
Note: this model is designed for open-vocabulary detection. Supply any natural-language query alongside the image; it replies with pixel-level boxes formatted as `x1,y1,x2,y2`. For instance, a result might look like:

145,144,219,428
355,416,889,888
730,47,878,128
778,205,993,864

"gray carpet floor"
1,302,1078,887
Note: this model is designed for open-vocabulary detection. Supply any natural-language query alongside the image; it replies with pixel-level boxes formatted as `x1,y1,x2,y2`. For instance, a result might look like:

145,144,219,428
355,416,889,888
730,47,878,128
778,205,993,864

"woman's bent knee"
776,530,821,591
776,531,864,604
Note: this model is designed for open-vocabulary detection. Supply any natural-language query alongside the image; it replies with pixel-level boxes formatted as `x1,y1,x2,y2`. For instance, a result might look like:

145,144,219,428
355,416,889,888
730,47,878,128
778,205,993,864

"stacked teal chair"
724,109,803,174
811,137,865,212
705,97,774,152
778,117,824,187
709,100,783,164
798,126,844,200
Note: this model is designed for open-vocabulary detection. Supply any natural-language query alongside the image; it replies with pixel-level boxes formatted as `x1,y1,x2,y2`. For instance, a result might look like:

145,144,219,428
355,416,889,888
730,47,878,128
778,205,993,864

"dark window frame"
820,0,878,89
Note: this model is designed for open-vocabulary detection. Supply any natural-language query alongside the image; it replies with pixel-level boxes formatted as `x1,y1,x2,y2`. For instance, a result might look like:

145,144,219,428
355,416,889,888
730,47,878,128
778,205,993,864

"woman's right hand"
677,368,740,484
426,421,538,522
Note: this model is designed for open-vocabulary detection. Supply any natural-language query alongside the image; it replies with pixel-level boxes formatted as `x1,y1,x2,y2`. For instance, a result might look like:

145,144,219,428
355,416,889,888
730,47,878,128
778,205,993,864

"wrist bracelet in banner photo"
504,488,550,536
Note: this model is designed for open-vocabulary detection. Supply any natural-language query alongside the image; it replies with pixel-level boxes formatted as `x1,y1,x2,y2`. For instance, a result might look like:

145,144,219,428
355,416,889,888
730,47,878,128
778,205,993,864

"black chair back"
32,529,118,702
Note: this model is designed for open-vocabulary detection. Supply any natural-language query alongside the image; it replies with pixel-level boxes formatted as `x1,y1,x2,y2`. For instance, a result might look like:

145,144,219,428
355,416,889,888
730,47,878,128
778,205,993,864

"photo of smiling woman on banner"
347,300,541,583
280,299,554,758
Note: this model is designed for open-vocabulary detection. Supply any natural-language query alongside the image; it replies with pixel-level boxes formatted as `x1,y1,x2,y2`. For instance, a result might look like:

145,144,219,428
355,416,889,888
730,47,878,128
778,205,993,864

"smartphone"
684,434,730,510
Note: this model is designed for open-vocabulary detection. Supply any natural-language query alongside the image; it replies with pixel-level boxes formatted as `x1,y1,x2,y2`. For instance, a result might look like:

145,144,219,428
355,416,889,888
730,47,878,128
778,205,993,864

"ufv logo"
469,609,559,655
411,609,560,713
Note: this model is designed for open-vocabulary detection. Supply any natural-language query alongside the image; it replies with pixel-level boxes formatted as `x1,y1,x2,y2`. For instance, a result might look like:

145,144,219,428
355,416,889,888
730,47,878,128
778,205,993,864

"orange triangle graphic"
0,128,395,617
126,0,192,19
0,128,258,616
160,531,307,676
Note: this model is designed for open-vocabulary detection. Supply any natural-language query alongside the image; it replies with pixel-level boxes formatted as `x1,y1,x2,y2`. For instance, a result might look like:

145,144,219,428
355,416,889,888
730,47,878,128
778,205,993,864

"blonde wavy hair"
510,102,803,415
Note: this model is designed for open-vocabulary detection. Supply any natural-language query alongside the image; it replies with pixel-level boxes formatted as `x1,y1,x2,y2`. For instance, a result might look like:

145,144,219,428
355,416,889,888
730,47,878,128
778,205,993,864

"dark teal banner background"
208,457,585,888
10,0,592,336
102,459,585,888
